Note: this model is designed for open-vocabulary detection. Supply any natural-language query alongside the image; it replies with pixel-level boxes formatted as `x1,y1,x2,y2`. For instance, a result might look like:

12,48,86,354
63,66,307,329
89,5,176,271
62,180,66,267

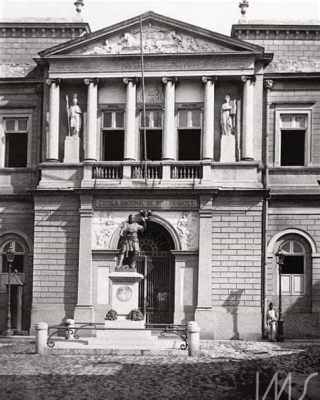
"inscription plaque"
95,198,198,210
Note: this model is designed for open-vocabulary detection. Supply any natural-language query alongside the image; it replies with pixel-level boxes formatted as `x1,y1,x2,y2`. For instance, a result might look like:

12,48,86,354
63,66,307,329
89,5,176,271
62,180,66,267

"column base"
73,305,94,323
46,159,59,162
241,157,254,161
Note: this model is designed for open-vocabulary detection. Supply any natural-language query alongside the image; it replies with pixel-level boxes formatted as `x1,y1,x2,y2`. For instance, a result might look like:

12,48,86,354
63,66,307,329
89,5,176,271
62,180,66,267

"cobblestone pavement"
0,339,319,399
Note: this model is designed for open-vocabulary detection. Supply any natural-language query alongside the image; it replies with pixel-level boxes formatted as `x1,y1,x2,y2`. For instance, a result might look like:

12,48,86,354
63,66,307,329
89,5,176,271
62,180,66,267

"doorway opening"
119,220,175,324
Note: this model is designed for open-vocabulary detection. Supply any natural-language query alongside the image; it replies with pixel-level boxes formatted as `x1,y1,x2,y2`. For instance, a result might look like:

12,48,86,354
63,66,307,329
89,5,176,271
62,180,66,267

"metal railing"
46,321,188,350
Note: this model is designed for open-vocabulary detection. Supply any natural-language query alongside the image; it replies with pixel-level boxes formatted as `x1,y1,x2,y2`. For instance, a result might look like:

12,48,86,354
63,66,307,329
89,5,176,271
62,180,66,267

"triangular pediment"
39,11,265,58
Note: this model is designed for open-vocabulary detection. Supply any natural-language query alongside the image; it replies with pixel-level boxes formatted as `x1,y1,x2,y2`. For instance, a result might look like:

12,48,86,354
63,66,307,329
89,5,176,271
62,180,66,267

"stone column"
84,78,98,161
202,76,216,160
74,194,94,322
46,79,60,162
241,76,255,160
162,77,177,160
123,78,137,160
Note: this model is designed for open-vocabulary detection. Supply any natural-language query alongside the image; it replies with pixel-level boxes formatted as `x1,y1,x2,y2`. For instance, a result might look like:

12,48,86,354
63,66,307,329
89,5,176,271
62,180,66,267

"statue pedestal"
220,135,236,162
95,270,160,347
108,270,144,324
64,135,80,163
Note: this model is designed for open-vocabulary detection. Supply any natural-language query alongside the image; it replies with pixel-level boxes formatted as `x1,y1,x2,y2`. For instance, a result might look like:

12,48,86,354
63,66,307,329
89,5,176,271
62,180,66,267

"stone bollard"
35,322,48,355
187,321,201,356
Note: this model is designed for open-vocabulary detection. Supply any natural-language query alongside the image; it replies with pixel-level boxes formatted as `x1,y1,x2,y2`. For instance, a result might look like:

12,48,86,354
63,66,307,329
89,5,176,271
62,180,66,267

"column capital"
45,78,61,86
202,76,217,84
84,78,99,85
264,79,274,90
241,75,256,83
162,76,177,85
123,77,139,85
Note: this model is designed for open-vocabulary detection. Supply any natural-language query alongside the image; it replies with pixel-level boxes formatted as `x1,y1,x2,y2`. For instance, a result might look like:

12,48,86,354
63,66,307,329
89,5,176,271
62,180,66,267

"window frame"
139,109,163,129
99,106,125,161
275,106,312,167
0,109,33,168
278,239,306,296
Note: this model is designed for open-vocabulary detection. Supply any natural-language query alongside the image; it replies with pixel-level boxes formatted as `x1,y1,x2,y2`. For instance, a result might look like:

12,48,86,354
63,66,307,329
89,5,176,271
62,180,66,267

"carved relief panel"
92,210,199,251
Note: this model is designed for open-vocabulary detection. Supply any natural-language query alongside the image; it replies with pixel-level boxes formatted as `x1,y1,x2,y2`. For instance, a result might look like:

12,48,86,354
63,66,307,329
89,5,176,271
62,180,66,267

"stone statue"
117,211,151,270
220,95,237,136
67,93,82,136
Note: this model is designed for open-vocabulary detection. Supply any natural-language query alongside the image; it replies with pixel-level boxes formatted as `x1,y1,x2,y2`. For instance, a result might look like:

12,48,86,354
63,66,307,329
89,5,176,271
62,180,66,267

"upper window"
4,117,29,167
101,110,124,161
279,239,305,295
275,107,312,167
140,110,163,129
140,109,163,161
178,109,202,160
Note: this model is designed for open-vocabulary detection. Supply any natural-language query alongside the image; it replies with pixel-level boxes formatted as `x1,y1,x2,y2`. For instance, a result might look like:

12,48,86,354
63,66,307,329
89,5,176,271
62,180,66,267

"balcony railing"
131,163,162,180
171,164,203,179
92,164,123,179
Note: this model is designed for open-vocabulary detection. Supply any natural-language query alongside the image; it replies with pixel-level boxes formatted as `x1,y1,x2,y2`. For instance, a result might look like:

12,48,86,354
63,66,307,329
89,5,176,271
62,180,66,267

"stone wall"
30,194,80,330
197,194,263,340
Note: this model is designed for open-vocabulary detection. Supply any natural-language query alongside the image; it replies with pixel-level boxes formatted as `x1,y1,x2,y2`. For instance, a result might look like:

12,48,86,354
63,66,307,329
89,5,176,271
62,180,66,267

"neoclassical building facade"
1,10,320,339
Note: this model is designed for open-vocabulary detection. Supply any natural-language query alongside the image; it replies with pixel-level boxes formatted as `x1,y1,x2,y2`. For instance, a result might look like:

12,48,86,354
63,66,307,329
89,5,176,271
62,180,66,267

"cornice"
0,24,89,39
232,24,320,41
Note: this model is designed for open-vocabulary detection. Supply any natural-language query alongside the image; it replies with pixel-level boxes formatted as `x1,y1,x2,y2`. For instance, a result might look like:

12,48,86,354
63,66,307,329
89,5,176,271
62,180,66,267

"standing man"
117,213,147,270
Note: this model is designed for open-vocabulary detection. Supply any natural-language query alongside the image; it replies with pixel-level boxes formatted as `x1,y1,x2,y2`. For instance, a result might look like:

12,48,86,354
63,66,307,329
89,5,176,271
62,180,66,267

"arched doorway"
119,220,175,324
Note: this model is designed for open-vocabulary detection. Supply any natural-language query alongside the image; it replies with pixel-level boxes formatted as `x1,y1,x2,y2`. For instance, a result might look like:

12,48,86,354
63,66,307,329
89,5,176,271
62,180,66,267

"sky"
1,0,320,35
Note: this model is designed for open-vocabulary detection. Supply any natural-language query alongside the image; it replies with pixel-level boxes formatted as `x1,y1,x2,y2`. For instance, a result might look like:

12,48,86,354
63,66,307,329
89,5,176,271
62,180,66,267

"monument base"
64,135,80,163
220,134,236,162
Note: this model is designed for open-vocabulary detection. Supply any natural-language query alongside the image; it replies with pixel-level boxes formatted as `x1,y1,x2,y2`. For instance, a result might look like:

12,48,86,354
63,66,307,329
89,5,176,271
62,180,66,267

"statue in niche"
220,94,237,136
66,93,82,136
116,210,151,271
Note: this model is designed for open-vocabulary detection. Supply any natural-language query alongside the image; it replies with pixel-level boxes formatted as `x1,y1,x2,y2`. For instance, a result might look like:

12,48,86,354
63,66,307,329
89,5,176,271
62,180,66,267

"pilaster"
74,194,94,322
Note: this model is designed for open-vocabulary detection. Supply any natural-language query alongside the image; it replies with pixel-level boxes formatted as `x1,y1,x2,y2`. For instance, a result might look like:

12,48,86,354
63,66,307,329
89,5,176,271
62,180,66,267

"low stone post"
35,322,48,355
187,321,201,356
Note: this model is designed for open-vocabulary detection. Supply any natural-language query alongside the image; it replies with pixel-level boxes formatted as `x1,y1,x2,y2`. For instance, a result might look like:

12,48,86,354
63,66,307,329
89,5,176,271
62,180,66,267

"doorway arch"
117,219,176,324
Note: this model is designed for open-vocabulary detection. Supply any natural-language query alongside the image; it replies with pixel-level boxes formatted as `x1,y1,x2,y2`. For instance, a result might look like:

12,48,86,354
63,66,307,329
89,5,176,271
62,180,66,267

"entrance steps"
47,331,186,355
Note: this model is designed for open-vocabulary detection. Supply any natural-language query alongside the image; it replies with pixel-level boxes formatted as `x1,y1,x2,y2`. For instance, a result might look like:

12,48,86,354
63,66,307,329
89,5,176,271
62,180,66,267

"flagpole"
139,16,148,184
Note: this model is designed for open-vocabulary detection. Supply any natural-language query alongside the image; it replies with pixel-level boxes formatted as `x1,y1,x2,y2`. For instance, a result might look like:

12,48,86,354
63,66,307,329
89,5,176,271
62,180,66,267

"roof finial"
239,0,249,24
74,0,84,20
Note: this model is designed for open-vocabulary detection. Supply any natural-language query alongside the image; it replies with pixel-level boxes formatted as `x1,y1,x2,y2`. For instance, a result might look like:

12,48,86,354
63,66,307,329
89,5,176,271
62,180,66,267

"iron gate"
136,253,175,324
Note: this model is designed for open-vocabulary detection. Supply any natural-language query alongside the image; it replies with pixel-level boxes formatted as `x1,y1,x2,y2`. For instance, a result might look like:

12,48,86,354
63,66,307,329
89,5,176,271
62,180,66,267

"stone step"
48,347,188,356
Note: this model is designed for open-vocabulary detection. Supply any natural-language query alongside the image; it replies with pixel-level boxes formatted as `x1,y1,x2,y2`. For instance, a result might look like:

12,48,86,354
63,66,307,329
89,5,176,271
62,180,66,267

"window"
102,110,124,161
0,240,25,274
140,109,163,161
4,117,29,167
279,240,305,295
275,107,312,167
178,109,202,160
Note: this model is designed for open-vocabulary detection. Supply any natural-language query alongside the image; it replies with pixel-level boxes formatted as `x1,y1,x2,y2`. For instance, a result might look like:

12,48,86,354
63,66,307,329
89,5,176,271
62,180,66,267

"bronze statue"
117,210,151,270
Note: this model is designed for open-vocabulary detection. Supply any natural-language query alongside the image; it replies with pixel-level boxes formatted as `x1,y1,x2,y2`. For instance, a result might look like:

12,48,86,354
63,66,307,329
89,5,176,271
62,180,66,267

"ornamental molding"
74,23,229,56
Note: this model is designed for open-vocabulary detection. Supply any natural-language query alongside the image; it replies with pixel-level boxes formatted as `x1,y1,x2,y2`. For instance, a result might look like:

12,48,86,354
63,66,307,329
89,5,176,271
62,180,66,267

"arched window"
279,239,306,295
0,240,25,273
